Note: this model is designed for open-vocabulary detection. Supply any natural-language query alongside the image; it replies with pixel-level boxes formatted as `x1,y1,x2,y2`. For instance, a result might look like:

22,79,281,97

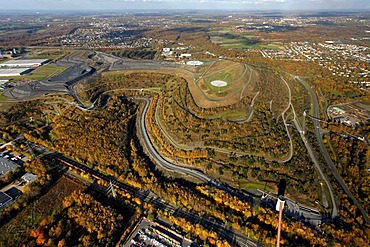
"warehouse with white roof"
0,59,49,77
0,59,49,68
0,68,33,77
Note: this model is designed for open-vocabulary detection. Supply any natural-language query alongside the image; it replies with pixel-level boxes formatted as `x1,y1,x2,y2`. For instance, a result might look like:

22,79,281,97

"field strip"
198,63,243,81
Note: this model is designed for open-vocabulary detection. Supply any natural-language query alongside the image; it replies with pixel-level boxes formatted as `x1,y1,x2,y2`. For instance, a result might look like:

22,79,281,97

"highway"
296,77,370,224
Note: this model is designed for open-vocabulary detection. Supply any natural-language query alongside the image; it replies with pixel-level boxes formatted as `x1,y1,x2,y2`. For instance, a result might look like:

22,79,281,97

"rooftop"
0,191,12,208
4,187,22,199
0,157,19,176
22,173,38,183
0,68,32,76
0,59,49,67
0,79,9,84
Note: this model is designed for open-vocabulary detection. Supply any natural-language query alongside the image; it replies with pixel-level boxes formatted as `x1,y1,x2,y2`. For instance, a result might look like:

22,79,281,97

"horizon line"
0,9,369,13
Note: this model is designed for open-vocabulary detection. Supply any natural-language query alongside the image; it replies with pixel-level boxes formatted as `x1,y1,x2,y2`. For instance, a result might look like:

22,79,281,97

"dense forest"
324,121,370,215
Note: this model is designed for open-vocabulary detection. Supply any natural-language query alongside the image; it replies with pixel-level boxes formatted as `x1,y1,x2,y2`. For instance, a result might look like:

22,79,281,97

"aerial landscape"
0,0,369,246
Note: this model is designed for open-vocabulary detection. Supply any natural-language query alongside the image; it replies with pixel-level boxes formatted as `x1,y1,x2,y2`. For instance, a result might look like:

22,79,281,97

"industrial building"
0,79,9,85
0,59,49,68
0,68,32,77
125,218,195,247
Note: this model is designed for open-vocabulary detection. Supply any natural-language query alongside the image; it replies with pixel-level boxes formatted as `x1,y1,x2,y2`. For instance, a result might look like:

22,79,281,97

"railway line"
49,152,261,247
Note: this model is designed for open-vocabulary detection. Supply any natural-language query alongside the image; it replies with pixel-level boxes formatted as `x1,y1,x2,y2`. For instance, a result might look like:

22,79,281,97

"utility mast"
276,196,285,247
107,181,117,199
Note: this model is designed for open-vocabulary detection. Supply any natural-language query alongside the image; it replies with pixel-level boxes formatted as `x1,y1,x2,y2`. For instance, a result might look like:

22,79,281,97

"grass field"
28,54,61,60
22,65,66,81
0,90,8,100
0,64,66,81
239,181,275,192
36,29,46,34
197,60,248,95
208,72,232,83
210,108,248,121
222,43,280,50
200,60,244,82
211,36,246,45
209,27,280,50
355,102,370,111
188,60,255,109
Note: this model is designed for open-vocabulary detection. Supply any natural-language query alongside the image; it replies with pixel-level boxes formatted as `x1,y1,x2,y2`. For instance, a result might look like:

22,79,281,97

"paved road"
137,97,257,203
293,118,338,218
137,97,212,183
296,77,370,224
278,76,294,163
4,56,96,101
152,91,292,163
136,97,329,223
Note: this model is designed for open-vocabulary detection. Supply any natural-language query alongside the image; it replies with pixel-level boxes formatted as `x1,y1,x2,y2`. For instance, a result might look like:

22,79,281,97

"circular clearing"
210,80,228,87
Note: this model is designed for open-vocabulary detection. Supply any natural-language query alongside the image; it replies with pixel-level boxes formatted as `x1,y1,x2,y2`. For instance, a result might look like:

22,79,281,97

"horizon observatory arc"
210,80,228,87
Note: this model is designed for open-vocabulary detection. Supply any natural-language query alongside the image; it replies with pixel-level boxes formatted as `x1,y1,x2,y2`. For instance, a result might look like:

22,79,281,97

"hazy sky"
2,0,369,11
